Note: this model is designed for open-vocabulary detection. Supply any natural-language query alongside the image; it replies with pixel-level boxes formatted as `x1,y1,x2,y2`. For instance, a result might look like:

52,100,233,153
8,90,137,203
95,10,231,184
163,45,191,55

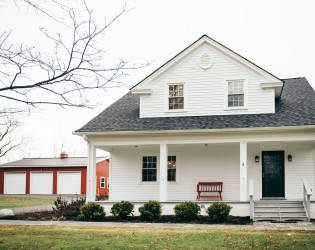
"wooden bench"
196,182,223,201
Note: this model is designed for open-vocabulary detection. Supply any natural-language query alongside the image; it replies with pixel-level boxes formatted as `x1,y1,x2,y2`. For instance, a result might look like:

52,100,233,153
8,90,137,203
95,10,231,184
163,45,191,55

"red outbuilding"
0,153,109,195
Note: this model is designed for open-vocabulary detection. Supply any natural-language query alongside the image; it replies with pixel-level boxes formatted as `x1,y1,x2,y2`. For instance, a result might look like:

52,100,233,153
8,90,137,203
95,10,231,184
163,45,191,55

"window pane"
169,84,184,110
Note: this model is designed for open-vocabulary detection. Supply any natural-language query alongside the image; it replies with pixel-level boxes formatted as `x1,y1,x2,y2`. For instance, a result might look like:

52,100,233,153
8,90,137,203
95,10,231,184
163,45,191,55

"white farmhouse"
74,35,315,221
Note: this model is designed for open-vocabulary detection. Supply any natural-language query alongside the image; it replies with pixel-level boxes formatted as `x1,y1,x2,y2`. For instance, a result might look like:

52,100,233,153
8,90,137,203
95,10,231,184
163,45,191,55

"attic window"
169,84,184,110
228,81,244,107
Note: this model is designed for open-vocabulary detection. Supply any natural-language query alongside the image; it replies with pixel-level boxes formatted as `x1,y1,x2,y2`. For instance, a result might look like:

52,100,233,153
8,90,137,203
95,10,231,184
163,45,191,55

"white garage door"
30,172,53,194
57,172,81,194
4,172,26,194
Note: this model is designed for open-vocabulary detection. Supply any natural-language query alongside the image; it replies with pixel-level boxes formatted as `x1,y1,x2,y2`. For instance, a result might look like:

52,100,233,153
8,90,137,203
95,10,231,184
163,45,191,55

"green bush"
207,202,232,222
78,202,105,221
139,200,162,221
174,201,200,221
111,201,134,219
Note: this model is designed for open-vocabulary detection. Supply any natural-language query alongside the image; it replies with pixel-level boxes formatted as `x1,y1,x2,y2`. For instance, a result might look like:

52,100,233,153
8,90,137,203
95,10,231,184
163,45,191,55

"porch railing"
249,179,254,220
303,178,312,221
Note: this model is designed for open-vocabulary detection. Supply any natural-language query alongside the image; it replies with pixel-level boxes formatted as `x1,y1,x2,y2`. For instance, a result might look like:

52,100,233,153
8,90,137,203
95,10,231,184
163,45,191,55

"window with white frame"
107,177,109,188
100,177,105,188
168,156,176,181
228,81,244,107
142,156,157,182
169,84,184,110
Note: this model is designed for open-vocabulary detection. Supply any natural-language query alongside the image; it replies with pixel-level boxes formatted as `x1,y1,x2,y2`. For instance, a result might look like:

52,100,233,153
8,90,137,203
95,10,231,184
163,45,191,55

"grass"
0,196,56,209
0,225,314,249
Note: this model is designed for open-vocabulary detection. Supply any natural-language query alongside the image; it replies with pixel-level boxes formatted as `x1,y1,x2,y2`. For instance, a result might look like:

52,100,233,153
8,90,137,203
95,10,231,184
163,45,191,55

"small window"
228,81,244,107
107,177,109,188
168,156,176,181
142,156,157,182
100,177,105,188
169,84,184,110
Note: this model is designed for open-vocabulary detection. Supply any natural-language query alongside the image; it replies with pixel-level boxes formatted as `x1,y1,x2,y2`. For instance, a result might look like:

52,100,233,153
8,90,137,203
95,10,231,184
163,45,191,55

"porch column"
87,143,96,203
160,144,168,202
240,142,248,201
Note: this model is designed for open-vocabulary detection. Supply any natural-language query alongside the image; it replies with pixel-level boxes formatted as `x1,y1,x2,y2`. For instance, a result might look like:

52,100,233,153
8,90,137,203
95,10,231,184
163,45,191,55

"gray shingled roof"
76,77,315,133
0,157,108,168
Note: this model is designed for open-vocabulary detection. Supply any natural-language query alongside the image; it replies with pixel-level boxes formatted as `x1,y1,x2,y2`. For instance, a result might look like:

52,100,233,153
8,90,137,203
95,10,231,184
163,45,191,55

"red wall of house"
96,159,109,195
0,167,87,194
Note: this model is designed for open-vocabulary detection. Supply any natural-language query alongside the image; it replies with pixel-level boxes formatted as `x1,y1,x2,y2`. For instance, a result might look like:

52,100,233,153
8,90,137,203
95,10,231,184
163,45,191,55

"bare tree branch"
0,109,23,158
1,0,146,108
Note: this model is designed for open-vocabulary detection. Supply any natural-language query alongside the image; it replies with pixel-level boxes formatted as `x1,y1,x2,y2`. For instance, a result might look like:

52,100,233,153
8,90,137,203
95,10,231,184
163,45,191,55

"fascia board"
73,125,315,137
130,89,153,95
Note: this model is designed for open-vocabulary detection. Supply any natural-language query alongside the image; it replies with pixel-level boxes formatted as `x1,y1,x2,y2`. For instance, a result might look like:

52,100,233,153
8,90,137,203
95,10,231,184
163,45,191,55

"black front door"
262,151,285,198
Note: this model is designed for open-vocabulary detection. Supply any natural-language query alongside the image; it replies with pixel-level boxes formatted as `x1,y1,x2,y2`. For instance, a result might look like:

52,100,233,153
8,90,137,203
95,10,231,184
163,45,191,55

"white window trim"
107,177,109,189
167,152,179,183
100,177,105,188
139,153,159,184
139,152,179,184
224,79,248,110
164,82,187,113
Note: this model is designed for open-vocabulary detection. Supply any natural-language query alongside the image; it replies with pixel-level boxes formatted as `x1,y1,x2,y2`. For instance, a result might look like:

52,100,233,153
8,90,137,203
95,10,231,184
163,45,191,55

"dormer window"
169,84,184,110
228,81,244,107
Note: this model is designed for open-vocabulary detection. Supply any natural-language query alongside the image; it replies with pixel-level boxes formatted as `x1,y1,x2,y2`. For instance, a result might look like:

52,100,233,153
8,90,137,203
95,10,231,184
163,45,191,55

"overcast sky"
1,0,314,163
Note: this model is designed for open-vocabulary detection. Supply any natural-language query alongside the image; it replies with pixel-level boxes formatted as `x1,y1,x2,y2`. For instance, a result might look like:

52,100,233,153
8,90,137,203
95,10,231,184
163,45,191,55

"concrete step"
255,203,304,208
254,216,308,222
255,212,306,217
253,200,308,222
255,207,305,212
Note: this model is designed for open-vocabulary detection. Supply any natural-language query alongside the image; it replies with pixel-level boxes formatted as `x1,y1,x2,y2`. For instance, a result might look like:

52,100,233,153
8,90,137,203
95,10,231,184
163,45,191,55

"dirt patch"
2,211,252,225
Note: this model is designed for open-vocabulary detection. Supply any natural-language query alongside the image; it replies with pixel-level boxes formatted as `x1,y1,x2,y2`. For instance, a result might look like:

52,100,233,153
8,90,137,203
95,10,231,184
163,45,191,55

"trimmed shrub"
78,202,106,221
207,202,232,222
53,195,86,216
139,200,162,221
111,201,134,219
174,201,200,221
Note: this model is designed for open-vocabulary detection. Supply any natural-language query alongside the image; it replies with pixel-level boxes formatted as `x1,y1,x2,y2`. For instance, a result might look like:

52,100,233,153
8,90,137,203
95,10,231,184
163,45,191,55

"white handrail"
249,179,254,220
303,178,312,195
303,178,312,221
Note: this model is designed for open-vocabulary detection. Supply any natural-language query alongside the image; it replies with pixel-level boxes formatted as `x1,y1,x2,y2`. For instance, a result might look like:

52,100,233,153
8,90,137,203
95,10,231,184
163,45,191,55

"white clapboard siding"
140,44,275,118
247,142,315,200
110,142,314,202
111,144,241,201
285,142,315,200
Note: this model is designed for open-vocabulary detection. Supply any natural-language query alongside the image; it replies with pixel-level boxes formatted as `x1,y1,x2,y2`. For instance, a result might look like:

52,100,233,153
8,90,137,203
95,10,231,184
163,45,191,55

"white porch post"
240,142,248,201
87,143,96,202
160,144,168,202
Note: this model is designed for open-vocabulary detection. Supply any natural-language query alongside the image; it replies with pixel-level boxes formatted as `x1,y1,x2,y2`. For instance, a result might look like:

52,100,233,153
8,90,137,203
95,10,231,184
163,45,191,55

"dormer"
131,35,283,118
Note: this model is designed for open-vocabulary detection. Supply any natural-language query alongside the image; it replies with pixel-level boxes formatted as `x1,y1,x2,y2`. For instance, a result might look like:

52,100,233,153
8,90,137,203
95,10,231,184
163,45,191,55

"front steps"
253,200,309,221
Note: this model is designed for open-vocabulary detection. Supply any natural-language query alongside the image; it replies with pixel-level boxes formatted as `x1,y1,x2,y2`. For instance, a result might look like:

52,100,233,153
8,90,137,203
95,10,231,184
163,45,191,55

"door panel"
262,151,285,198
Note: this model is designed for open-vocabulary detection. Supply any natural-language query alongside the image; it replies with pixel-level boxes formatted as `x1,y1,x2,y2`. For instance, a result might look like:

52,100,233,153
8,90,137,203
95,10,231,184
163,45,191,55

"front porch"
85,130,315,219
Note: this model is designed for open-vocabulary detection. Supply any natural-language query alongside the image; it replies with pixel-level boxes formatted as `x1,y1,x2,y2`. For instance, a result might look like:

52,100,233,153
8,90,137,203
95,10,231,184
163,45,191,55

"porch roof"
75,78,315,133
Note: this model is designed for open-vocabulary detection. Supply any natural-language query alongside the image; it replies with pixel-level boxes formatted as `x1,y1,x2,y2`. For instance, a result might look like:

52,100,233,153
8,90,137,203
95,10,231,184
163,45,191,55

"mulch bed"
1,211,252,225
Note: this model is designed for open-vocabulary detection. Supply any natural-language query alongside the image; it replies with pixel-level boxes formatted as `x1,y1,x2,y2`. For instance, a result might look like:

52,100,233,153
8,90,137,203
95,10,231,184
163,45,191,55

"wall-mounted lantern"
255,156,259,163
288,154,293,162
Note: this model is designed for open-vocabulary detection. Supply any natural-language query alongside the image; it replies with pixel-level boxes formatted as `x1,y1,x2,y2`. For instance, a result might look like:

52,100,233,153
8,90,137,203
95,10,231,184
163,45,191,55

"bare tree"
0,0,144,108
0,109,23,158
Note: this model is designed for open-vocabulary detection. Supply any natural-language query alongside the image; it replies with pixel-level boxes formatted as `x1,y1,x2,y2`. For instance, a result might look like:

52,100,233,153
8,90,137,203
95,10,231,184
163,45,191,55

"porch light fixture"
255,156,259,163
288,154,293,162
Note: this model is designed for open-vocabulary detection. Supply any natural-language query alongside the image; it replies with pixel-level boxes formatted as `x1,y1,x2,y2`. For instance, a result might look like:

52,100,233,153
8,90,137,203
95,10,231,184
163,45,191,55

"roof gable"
131,35,283,94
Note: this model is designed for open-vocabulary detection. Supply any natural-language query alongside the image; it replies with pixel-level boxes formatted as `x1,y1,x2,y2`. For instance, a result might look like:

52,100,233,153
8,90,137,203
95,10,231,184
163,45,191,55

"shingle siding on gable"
76,78,315,133
140,44,275,118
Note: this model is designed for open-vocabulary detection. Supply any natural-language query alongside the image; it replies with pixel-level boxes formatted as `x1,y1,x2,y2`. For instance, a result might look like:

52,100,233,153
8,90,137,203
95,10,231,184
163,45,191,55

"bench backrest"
197,182,223,192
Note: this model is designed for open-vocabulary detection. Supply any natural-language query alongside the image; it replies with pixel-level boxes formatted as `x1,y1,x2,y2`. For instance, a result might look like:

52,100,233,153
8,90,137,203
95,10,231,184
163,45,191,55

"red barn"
0,154,109,195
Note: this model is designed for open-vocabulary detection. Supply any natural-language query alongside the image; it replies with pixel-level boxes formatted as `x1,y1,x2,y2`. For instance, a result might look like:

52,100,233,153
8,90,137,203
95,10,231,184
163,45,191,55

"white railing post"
302,178,312,221
249,179,254,220
240,142,248,201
